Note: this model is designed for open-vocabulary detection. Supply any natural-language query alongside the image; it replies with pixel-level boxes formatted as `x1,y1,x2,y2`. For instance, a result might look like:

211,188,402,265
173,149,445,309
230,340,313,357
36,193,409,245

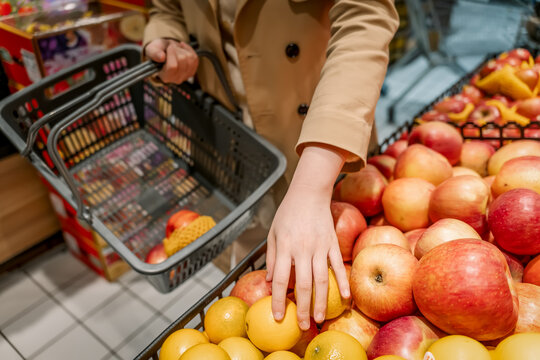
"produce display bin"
0,44,287,293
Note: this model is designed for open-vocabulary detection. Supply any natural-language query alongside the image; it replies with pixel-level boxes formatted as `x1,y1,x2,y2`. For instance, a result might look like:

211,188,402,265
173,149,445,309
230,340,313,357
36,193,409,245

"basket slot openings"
44,69,95,100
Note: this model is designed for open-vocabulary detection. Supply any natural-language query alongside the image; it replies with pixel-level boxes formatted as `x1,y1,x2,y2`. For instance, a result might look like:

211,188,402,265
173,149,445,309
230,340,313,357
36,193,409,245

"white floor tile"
194,262,226,289
2,298,76,359
25,249,88,293
0,271,48,328
115,316,169,360
54,271,123,320
116,269,139,286
162,280,210,322
84,291,156,350
32,325,109,360
0,335,22,360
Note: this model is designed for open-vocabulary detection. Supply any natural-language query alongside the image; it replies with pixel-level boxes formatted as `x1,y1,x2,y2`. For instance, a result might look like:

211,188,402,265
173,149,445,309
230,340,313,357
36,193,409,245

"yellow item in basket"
484,100,530,126
159,328,209,360
179,343,231,360
448,102,475,123
476,65,534,100
163,216,216,256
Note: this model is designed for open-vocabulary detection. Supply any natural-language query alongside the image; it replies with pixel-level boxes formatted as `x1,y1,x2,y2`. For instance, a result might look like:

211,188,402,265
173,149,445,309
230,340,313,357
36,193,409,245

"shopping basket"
0,44,286,293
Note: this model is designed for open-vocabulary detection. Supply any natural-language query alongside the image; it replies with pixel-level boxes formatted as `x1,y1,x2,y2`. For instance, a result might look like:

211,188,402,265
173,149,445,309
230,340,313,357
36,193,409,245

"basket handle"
45,48,242,222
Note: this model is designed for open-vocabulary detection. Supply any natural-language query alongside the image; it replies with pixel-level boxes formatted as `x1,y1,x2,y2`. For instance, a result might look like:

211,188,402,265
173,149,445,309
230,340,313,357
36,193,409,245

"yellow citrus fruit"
493,333,540,360
295,268,350,320
218,337,263,360
374,356,407,360
245,296,302,352
264,351,302,360
204,296,249,344
179,343,231,360
426,335,491,360
304,330,367,360
159,328,209,360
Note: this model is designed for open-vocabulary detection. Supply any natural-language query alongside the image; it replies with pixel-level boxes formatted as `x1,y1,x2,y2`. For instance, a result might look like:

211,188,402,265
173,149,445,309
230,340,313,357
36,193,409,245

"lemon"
205,296,249,344
264,350,302,360
493,333,540,360
304,330,367,360
159,328,208,360
218,337,263,360
179,343,231,360
426,335,491,360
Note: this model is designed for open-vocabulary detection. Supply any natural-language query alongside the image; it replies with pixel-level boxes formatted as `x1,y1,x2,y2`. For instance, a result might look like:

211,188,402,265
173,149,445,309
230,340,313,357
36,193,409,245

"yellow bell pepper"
448,103,475,123
484,100,530,126
476,66,533,100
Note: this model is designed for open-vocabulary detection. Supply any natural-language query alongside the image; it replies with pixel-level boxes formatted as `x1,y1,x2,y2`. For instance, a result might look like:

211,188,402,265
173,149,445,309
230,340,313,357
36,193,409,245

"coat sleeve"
143,0,189,48
295,0,399,172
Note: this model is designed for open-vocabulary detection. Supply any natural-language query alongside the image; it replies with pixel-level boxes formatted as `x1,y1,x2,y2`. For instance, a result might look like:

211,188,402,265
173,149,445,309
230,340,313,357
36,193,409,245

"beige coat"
143,0,399,186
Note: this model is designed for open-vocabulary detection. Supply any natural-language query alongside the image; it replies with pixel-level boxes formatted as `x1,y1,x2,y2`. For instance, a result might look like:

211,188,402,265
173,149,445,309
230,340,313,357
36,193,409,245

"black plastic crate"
0,45,286,293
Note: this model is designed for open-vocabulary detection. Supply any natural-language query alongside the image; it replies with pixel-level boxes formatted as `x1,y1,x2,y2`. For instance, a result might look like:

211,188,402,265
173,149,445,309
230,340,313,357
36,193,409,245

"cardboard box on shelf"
0,1,146,93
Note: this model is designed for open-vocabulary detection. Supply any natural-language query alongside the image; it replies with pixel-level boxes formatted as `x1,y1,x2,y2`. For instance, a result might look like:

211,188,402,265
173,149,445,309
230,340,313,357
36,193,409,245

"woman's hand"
144,39,198,84
266,145,351,331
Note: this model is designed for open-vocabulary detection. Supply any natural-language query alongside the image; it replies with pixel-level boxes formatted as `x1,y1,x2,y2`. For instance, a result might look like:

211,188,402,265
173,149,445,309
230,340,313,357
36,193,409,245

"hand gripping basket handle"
45,48,242,223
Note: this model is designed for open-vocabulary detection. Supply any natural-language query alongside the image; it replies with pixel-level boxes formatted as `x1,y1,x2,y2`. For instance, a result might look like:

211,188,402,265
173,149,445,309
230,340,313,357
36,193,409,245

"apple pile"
419,48,540,143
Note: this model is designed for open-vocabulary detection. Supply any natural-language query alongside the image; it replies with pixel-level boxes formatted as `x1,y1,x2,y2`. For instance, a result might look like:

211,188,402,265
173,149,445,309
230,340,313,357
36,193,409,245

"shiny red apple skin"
352,225,410,260
404,228,426,253
383,140,408,159
421,110,450,123
340,165,387,217
433,97,466,114
366,316,444,360
429,175,490,236
468,104,501,126
145,243,168,264
412,239,519,341
367,155,396,179
491,94,514,107
524,255,540,286
408,121,463,165
508,48,532,62
321,308,379,350
461,85,484,104
480,59,504,77
332,180,342,201
394,144,453,186
459,141,496,177
515,68,539,91
230,270,272,306
350,244,418,322
513,282,540,333
516,97,540,119
488,188,540,255
501,251,524,283
491,156,540,197
165,210,200,238
331,201,367,262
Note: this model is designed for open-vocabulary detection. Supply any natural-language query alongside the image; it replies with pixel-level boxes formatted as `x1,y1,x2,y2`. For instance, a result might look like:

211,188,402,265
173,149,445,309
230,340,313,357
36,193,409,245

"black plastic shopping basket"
0,44,286,293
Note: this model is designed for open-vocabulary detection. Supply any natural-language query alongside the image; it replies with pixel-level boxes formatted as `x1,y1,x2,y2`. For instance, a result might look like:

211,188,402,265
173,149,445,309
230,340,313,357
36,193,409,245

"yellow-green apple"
394,144,453,186
145,243,168,264
412,239,519,341
340,165,387,217
513,283,540,333
491,156,540,197
408,121,463,165
366,316,444,360
383,139,408,159
383,178,435,232
429,175,490,236
508,48,531,61
488,188,540,255
289,318,319,357
369,214,391,226
420,110,450,123
414,218,481,259
452,166,481,177
459,141,496,177
501,251,524,283
468,104,501,126
461,85,484,104
524,255,540,286
433,96,467,114
487,140,540,175
320,308,379,350
404,228,426,253
367,155,396,180
230,270,272,306
331,201,367,262
515,69,539,91
352,226,410,260
350,244,418,322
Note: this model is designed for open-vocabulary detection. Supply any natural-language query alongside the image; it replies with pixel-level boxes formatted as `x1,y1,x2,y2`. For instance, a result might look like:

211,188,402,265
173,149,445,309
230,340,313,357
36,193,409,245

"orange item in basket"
163,216,216,256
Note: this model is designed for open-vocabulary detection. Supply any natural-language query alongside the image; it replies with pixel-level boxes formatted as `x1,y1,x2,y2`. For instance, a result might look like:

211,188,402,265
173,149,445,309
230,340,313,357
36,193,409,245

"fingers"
312,252,329,324
329,246,350,299
271,252,291,322
294,257,313,331
144,39,167,63
266,229,276,282
148,40,198,84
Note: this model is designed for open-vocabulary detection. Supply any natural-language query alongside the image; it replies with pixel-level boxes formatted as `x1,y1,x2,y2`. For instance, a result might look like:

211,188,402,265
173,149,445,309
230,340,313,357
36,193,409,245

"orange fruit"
493,333,540,360
204,296,249,344
304,330,366,360
218,337,263,360
179,343,231,360
264,351,302,360
374,356,407,360
159,328,209,360
426,335,490,360
245,296,302,352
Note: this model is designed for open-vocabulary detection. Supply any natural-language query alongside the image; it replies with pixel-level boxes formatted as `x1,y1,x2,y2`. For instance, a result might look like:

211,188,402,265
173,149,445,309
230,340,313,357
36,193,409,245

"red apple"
404,228,426,253
508,48,531,62
413,239,519,341
429,175,490,236
352,226,410,260
366,316,444,360
332,180,342,201
502,251,524,283
382,177,435,232
369,214,391,226
452,166,481,177
145,243,168,264
367,155,396,179
165,210,200,238
420,110,450,123
491,156,540,197
461,85,484,104
399,131,409,140
491,94,514,107
394,144,453,186
468,104,501,126
340,165,387,217
488,188,540,255
480,59,503,78
331,201,367,262
516,97,540,119
230,270,272,306
383,140,408,159
350,244,418,322
499,56,522,68
524,255,540,286
515,68,539,91
289,318,319,357
321,308,379,350
459,141,496,177
433,97,466,114
487,140,540,175
414,218,481,259
513,282,540,333
408,121,463,165
470,73,480,86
